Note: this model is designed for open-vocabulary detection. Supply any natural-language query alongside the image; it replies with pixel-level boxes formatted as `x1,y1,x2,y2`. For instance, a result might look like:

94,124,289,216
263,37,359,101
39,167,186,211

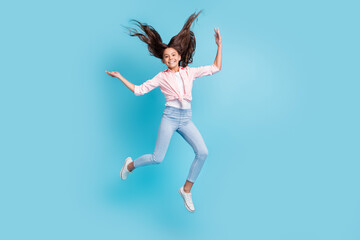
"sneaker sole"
120,157,132,180
178,188,195,213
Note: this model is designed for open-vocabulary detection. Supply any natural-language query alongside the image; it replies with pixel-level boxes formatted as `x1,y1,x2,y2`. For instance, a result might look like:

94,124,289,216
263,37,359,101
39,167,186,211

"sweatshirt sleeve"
190,64,220,79
134,73,161,96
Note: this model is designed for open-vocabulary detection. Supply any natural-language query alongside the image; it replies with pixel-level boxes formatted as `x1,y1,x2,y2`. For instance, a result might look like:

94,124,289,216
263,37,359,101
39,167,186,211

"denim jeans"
133,106,209,183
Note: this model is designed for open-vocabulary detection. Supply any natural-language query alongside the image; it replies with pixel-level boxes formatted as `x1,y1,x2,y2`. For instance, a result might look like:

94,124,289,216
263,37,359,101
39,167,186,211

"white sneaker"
120,157,133,180
178,186,195,212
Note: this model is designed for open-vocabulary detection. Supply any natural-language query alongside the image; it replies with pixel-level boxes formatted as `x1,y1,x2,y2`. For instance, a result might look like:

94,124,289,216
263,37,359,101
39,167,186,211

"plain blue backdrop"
1,0,359,239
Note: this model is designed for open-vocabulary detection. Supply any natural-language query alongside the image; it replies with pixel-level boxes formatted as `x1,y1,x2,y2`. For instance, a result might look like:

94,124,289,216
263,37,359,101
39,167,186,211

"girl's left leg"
177,120,209,192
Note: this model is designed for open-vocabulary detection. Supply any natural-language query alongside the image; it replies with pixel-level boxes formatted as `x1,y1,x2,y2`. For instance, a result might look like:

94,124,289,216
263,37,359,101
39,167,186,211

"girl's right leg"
133,114,177,168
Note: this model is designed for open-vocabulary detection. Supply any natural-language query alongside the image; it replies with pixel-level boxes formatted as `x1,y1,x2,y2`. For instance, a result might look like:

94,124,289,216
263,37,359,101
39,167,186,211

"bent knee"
152,153,164,164
197,148,208,159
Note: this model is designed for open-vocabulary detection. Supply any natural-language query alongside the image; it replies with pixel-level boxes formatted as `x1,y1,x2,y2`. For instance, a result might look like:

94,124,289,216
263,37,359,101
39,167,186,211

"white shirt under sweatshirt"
165,72,191,109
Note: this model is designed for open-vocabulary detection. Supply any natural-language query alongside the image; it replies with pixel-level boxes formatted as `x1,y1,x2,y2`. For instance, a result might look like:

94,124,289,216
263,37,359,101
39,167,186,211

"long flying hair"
124,10,202,67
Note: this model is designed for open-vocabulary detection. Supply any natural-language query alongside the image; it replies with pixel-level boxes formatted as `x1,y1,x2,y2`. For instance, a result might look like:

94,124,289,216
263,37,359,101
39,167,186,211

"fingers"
105,70,115,77
213,27,222,46
214,27,221,39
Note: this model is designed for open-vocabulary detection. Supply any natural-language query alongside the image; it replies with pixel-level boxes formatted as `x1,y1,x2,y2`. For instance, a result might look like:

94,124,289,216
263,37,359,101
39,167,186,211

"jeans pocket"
163,109,175,119
163,109,173,116
165,107,178,115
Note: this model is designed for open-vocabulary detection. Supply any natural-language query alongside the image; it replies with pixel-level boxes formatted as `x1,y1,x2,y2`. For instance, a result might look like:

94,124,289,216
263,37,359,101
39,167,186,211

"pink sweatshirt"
134,63,220,103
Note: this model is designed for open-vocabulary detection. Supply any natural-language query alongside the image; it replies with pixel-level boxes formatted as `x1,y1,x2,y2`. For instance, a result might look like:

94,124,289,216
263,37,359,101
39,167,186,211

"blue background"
1,0,359,239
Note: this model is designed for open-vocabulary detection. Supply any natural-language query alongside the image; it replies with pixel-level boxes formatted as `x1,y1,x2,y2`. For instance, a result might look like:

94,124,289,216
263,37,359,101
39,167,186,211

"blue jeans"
133,106,209,183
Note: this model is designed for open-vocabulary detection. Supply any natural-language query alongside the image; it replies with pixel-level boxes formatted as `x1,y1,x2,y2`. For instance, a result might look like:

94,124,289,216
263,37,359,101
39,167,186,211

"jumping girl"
105,10,222,212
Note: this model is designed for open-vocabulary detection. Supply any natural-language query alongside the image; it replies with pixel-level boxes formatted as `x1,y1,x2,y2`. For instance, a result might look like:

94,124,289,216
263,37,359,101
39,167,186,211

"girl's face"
162,47,181,70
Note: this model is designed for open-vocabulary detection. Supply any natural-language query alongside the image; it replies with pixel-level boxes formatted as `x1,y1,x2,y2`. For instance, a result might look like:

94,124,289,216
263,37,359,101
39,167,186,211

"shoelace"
184,192,193,205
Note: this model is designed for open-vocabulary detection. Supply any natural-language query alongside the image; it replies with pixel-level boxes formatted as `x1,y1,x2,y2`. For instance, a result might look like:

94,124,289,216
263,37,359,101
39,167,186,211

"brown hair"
124,10,203,67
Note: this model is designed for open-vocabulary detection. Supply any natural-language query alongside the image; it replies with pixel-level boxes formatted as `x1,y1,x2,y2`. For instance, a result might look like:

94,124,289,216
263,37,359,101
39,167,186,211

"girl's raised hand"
214,27,222,46
105,70,122,79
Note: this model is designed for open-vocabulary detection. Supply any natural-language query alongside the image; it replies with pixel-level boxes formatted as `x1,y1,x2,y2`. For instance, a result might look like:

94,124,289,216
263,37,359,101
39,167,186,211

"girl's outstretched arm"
213,27,222,70
105,70,135,93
